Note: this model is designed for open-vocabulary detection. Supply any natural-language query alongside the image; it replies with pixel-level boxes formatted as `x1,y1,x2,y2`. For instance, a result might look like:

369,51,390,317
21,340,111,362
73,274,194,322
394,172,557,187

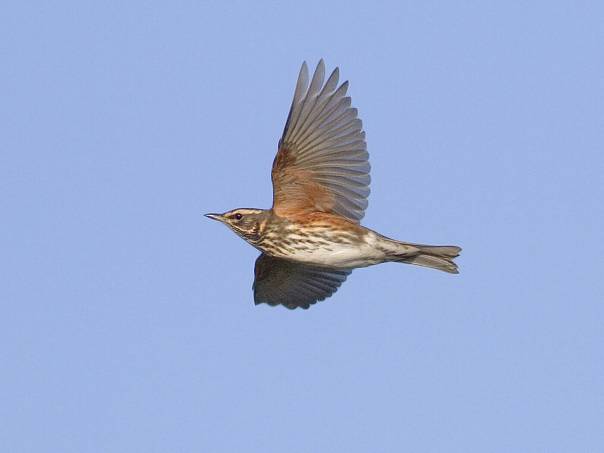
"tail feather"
392,242,461,274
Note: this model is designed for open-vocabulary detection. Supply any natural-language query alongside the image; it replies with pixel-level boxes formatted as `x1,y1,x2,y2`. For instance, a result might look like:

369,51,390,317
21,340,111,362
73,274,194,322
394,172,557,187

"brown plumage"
206,60,461,309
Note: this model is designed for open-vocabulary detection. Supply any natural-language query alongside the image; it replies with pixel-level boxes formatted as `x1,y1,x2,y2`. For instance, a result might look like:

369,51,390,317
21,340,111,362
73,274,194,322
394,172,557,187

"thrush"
206,60,461,309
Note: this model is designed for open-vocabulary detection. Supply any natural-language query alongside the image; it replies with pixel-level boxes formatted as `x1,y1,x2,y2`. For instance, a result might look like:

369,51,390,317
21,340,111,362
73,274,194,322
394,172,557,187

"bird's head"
204,208,267,243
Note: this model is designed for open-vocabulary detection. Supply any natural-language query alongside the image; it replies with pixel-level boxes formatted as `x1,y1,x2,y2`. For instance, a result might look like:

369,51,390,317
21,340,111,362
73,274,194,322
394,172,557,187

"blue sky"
2,1,603,452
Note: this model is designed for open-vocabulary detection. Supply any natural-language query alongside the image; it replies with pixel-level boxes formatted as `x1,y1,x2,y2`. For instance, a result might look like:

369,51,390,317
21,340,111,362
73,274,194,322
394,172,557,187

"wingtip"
315,59,325,76
316,58,337,71
299,60,308,75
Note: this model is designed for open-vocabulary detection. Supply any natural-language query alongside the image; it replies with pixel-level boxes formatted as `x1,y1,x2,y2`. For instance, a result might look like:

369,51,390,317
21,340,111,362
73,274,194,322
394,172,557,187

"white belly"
279,230,386,269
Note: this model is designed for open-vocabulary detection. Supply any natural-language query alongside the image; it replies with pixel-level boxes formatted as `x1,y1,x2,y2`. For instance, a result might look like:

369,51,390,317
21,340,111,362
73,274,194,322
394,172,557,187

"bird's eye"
234,213,243,220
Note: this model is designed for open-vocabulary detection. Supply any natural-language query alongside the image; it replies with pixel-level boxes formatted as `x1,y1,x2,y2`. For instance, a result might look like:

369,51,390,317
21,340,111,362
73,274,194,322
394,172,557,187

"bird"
206,60,461,309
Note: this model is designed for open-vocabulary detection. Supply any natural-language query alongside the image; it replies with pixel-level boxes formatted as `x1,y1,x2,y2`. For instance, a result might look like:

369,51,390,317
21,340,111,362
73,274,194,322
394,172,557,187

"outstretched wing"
253,254,351,309
271,60,370,223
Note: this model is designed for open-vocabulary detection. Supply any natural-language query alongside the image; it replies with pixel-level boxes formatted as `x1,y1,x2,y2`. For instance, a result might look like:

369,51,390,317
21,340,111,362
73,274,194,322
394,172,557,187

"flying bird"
206,60,461,309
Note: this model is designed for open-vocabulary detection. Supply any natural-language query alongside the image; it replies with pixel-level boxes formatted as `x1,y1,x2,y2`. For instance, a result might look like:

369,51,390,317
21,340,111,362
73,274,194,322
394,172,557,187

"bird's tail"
389,241,462,274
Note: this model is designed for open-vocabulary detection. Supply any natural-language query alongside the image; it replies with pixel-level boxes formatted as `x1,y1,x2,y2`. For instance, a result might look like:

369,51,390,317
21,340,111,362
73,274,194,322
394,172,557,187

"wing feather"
253,254,350,309
272,60,370,222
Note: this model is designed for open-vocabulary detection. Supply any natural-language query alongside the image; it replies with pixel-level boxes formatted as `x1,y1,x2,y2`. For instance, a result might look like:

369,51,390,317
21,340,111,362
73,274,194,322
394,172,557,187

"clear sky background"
2,1,603,452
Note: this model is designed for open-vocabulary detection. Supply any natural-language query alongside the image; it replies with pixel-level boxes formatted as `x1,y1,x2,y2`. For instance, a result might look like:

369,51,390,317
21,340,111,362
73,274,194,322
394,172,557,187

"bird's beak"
204,213,223,222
